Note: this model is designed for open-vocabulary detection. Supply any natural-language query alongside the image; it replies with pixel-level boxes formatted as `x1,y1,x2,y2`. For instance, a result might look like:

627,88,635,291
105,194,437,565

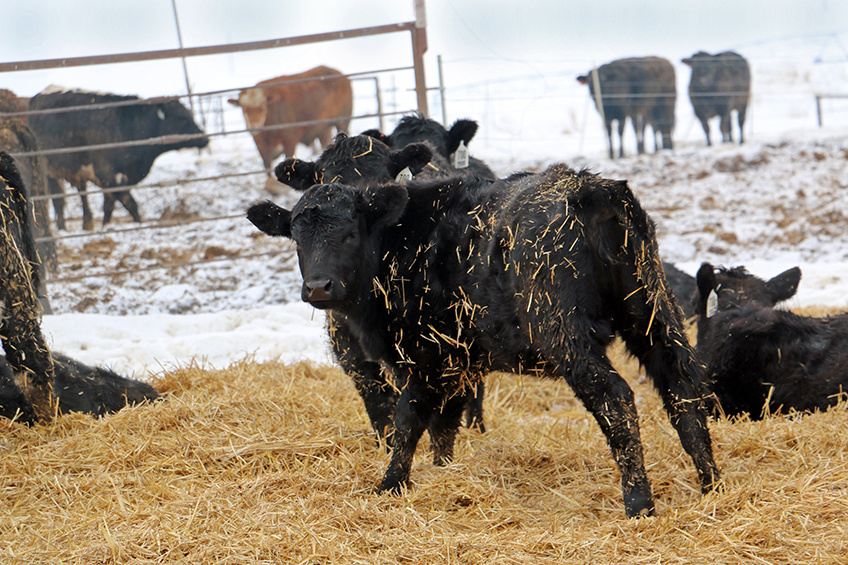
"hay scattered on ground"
2,344,846,564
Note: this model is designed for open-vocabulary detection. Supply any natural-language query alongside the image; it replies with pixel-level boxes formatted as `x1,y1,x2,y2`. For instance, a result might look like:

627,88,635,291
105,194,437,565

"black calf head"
247,183,408,309
273,133,432,191
695,262,802,319
387,115,479,159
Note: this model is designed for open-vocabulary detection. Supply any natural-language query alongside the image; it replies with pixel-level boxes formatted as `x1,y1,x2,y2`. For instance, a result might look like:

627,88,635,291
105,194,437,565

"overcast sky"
1,1,846,97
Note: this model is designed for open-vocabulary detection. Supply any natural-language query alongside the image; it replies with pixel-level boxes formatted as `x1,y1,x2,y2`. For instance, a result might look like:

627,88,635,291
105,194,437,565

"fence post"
437,54,447,126
412,0,429,117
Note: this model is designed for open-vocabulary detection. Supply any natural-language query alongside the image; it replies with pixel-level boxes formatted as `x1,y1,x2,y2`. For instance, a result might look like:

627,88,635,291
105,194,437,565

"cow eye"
343,231,359,244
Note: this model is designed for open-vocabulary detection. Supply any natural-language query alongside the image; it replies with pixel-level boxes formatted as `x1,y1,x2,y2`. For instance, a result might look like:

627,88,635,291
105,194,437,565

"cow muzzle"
303,279,335,304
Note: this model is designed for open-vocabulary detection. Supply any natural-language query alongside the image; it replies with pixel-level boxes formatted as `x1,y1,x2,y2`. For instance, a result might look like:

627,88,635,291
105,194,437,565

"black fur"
364,115,496,180
248,164,721,518
0,352,160,424
0,151,55,422
28,87,209,230
695,262,846,419
682,52,751,146
578,57,676,158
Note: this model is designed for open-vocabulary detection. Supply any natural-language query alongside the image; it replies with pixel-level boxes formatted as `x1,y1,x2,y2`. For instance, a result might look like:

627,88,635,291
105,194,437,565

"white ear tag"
453,140,469,169
157,108,165,120
395,166,413,184
706,289,718,318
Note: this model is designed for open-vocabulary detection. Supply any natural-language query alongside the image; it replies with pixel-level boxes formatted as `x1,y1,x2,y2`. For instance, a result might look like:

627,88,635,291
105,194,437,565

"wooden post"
412,0,429,117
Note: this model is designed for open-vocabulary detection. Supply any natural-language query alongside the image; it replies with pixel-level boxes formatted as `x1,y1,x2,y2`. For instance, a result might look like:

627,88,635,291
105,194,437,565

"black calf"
695,262,847,418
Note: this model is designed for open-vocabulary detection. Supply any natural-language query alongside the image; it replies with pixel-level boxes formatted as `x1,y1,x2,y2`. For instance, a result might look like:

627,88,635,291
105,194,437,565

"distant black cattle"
275,133,486,435
0,89,56,314
0,352,160,424
249,154,721,517
0,151,55,422
28,86,209,231
578,57,676,159
362,115,496,180
695,262,848,419
682,52,751,146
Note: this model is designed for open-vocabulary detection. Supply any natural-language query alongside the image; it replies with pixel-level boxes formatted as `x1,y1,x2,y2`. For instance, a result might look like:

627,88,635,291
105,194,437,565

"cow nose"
305,279,333,302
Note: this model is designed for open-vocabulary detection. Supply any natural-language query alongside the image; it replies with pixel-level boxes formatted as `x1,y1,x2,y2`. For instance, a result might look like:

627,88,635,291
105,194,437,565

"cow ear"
696,263,718,310
364,184,408,230
275,159,320,191
247,200,292,238
389,143,432,178
360,128,389,144
766,267,801,304
446,119,478,155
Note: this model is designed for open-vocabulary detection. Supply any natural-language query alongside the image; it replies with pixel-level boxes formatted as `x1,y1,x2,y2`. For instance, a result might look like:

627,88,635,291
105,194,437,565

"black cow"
0,151,55,422
249,155,720,517
275,134,485,436
28,86,209,231
578,57,676,159
0,89,56,314
695,262,848,419
682,52,751,146
0,352,160,424
362,115,497,180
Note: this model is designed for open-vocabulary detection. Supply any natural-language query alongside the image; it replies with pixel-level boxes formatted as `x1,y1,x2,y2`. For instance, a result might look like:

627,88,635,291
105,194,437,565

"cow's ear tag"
395,166,413,184
157,109,165,120
706,289,718,318
454,141,469,169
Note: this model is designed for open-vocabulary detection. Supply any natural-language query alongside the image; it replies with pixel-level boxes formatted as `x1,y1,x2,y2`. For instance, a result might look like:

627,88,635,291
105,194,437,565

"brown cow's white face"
236,88,268,129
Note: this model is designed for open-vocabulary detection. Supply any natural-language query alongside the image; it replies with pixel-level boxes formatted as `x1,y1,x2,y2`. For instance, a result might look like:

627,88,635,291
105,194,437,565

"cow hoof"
624,484,655,518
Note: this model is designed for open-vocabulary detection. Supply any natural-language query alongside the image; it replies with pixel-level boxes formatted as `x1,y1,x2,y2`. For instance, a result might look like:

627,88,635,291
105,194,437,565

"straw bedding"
1,324,846,564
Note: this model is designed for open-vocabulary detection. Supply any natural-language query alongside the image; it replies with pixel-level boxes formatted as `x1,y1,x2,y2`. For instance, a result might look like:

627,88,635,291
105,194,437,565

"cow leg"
47,176,66,231
635,115,646,154
661,127,674,151
620,323,722,496
699,117,712,146
549,344,654,518
380,381,437,493
720,113,733,143
427,393,468,466
737,107,747,144
108,190,142,224
464,380,486,432
605,120,615,159
617,119,626,158
74,180,95,231
328,316,398,445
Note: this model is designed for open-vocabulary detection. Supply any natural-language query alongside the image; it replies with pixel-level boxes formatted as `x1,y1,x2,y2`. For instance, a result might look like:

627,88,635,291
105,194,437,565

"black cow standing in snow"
28,86,209,231
682,52,751,146
578,57,676,159
362,115,497,180
695,262,848,419
249,144,721,518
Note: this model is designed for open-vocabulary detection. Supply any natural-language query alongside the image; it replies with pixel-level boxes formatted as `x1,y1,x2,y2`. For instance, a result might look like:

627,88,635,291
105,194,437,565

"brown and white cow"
229,66,353,170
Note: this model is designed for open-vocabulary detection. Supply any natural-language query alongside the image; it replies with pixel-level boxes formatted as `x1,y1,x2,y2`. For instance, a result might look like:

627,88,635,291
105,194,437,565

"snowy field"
29,31,848,381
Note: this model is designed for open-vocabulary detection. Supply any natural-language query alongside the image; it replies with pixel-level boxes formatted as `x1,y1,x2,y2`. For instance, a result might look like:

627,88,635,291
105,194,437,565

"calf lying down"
0,352,160,424
695,262,848,419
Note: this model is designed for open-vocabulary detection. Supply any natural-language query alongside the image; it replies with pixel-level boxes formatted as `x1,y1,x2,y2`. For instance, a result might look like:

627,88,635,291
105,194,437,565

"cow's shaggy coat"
0,151,55,422
695,262,848,419
248,160,720,517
